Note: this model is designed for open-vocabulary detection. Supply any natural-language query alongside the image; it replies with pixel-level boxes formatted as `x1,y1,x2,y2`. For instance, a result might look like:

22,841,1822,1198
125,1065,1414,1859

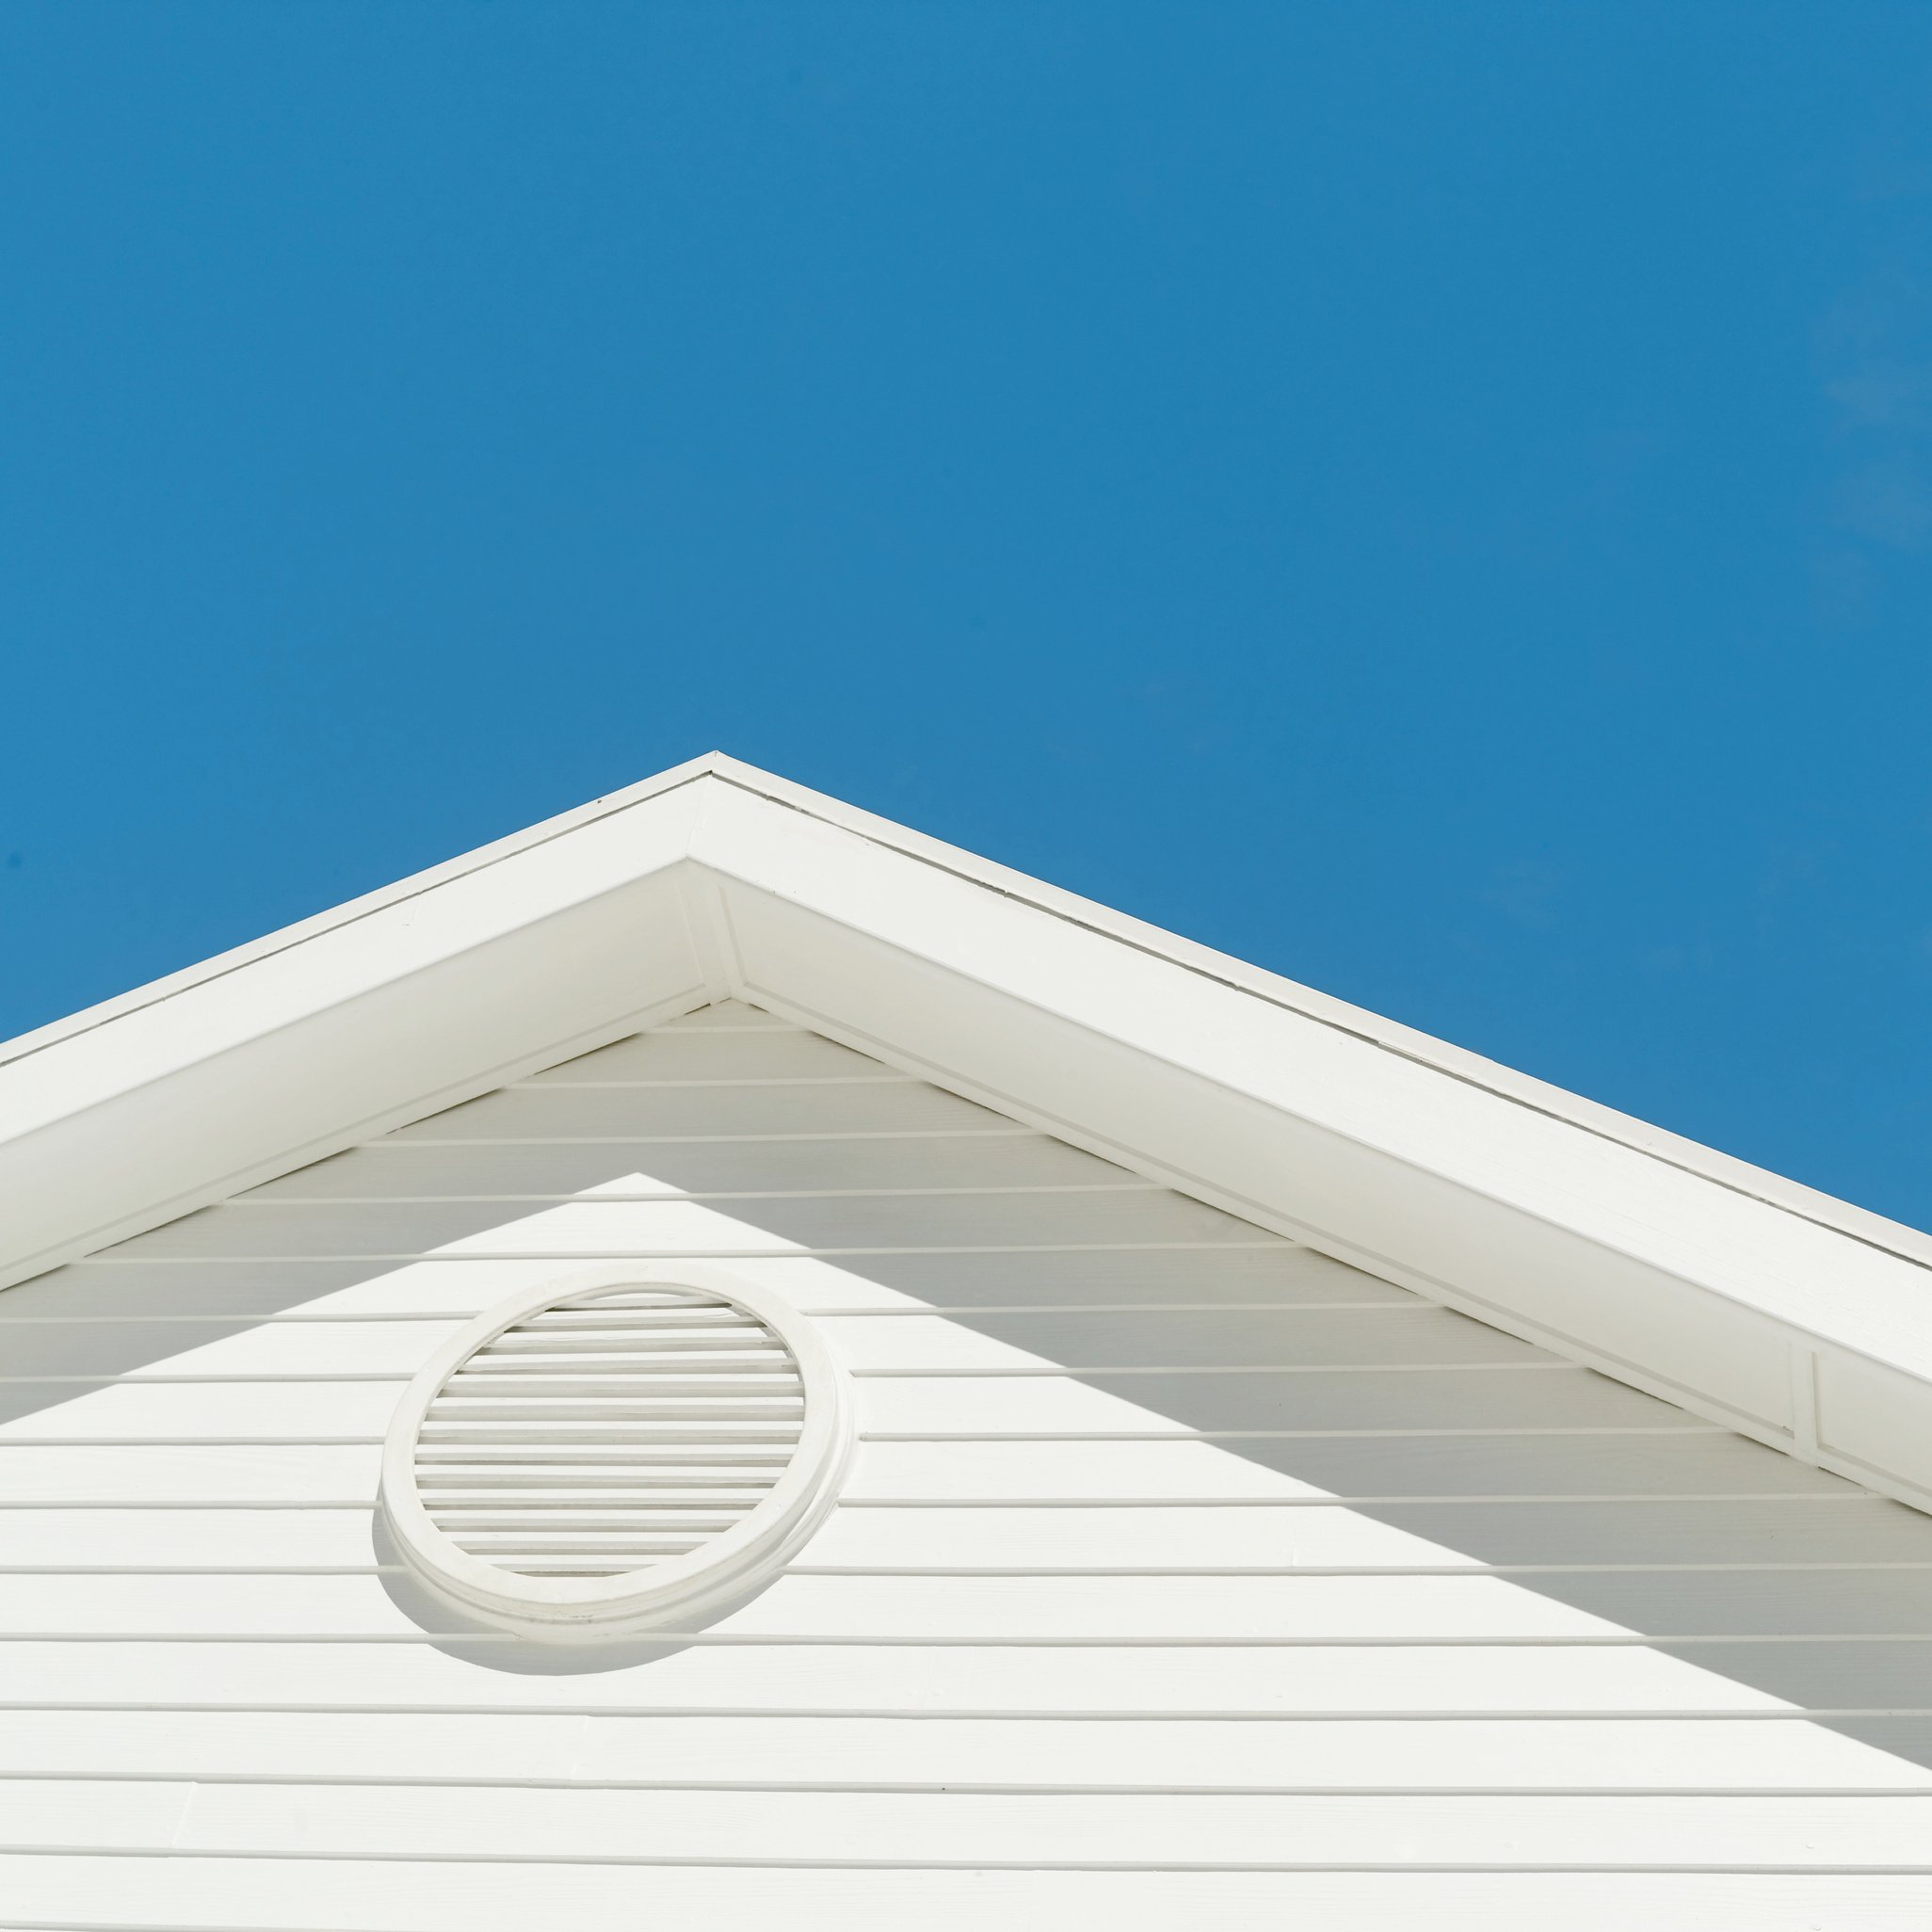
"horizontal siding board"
835,1307,1554,1369
804,1501,1932,1570
22,1246,1399,1317
523,1029,907,1084
0,1776,191,1848
9,1499,1929,1576
1365,1499,1932,1566
0,1382,406,1441
714,1574,1671,1644
864,1370,1718,1432
0,1311,1563,1380
0,1637,1808,1713
1683,1641,1932,1712
0,1321,459,1380
838,1437,1851,1503
1516,1570,1932,1637
35,1375,1195,1443
1072,1368,1700,1432
240,1133,1139,1200
0,1435,1876,1508
12,1779,1932,1866
810,1248,1402,1310
0,1570,1636,1641
0,1445,378,1505
1101,1436,1862,1500
5,1710,1921,1791
6,1861,1931,1932
0,1260,471,1323
0,1441,1873,1519
105,1192,1277,1261
0,1372,1719,1443
0,1509,379,1569
388,1081,1016,1141
8,1569,1932,1642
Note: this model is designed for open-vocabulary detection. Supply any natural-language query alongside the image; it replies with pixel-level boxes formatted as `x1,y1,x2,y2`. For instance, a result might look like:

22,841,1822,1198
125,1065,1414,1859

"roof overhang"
6,753,1932,1513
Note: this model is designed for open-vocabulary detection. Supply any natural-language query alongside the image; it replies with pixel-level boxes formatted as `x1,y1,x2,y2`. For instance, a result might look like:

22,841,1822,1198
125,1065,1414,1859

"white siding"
3,1000,1931,1929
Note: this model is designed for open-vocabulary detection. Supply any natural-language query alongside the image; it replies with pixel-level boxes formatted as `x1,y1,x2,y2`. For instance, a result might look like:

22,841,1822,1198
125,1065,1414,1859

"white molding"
0,755,724,1073
5,753,1932,1515
693,761,1932,1278
0,781,711,1288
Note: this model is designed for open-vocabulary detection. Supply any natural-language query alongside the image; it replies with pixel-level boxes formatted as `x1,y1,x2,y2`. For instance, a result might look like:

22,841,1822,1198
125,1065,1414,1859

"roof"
4,750,1930,1514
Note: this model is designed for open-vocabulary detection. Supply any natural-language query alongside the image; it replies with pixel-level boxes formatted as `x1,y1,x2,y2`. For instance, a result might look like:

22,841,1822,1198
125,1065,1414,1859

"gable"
4,1002,1932,1925
3,756,1930,1525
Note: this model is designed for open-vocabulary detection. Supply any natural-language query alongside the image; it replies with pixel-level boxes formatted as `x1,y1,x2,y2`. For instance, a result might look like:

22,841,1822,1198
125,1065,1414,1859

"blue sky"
2,4,1929,1228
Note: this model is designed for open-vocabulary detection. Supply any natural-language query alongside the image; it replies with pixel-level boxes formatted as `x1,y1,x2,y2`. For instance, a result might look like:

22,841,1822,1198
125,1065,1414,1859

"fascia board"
696,756,1932,1276
0,780,714,1290
0,754,726,1074
685,774,1932,1512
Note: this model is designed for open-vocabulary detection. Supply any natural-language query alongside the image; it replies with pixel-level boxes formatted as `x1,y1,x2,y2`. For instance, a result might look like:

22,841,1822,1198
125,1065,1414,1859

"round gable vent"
380,1264,851,1641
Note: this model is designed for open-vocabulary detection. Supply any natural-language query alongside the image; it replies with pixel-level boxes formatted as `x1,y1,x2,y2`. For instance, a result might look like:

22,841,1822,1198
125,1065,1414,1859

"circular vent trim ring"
379,1263,852,1642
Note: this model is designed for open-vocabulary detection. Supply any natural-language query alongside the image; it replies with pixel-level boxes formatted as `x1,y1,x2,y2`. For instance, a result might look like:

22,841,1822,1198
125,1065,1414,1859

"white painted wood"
100,1189,1276,1260
801,1501,1932,1570
385,1079,1016,1141
0,1381,406,1440
7,1003,1932,1923
20,1425,1843,1507
8,1564,1930,1644
0,1445,378,1505
6,1493,1928,1575
238,1131,1142,1199
0,1776,191,1849
0,1570,1637,1640
521,1027,903,1084
0,1634,1832,1713
850,1369,1726,1431
6,1244,1411,1318
5,1708,1924,1790
12,1777,1932,1867
0,771,713,1286
4,1313,1551,1380
0,1368,1726,1445
836,1436,1852,1502
2,1861,1930,1932
0,1319,458,1377
0,1509,380,1569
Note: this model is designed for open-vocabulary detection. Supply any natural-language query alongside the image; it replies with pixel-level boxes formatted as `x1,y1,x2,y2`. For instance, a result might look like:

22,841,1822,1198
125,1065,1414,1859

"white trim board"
3,753,1930,1515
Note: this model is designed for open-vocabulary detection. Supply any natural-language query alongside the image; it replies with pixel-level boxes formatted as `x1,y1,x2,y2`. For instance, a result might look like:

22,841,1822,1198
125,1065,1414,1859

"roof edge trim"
0,754,724,1072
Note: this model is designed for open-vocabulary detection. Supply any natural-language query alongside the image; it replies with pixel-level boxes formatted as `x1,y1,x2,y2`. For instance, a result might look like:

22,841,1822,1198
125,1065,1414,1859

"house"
3,750,1931,1927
